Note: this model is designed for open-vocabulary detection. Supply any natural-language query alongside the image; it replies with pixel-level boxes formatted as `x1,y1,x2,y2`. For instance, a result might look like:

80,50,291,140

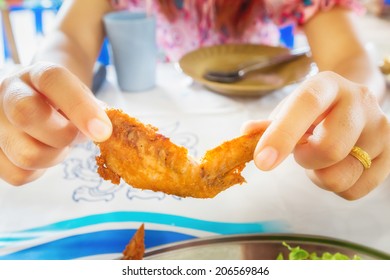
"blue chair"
0,0,109,93
21,0,62,34
1,0,62,63
279,24,295,49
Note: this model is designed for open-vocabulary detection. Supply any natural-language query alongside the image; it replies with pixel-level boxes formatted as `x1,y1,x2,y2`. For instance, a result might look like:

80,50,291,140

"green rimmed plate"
144,233,390,260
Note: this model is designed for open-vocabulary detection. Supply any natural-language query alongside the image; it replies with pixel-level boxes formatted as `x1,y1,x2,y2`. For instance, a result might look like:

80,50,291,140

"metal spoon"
203,47,310,83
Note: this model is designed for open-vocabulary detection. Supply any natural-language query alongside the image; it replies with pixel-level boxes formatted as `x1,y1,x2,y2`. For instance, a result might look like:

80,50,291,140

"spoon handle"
239,47,310,76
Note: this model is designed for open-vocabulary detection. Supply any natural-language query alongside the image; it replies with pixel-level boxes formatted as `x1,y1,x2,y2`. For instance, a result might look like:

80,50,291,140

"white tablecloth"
0,63,389,260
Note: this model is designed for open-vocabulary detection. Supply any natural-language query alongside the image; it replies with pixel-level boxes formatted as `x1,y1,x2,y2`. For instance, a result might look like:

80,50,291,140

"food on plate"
121,224,145,260
95,108,264,198
276,242,362,260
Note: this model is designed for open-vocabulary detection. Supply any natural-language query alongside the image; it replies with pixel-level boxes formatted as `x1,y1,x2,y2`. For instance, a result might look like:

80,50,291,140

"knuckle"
316,140,348,163
300,71,338,95
0,76,16,93
14,146,43,169
330,175,354,193
316,70,338,82
296,85,323,110
2,137,44,169
316,170,352,193
296,72,337,109
1,77,40,129
358,85,375,102
324,182,346,194
33,63,65,91
4,170,37,186
6,95,39,128
338,192,360,201
355,85,377,110
323,175,351,193
339,183,374,201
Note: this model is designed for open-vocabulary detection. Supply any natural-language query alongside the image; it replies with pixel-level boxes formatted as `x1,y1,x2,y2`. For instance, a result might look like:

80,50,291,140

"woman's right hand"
0,62,112,186
242,71,390,200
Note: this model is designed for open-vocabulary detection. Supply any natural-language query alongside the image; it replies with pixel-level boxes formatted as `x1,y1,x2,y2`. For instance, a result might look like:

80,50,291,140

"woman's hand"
0,62,112,186
242,71,390,200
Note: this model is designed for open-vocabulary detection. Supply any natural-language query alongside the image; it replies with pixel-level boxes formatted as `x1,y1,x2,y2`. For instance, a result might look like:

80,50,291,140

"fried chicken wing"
95,109,264,198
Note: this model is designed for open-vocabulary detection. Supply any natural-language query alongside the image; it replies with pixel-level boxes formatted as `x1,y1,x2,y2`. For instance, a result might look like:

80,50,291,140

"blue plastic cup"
104,11,157,92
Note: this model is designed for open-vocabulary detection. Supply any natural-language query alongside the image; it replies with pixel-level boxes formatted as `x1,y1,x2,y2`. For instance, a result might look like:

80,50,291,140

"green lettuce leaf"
277,241,362,260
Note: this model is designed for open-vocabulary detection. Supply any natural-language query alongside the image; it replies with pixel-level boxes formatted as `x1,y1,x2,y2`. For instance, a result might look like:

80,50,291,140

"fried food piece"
122,224,145,260
96,108,264,198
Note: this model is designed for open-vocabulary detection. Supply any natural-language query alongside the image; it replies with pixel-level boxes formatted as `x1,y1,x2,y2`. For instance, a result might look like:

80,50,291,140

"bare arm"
303,7,386,101
33,0,114,86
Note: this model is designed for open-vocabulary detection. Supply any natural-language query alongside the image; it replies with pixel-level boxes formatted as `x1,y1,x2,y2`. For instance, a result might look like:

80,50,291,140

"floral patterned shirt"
109,0,363,61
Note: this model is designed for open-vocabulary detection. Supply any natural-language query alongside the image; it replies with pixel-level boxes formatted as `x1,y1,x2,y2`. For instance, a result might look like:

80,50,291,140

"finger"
293,93,364,169
240,120,271,135
0,130,71,170
253,72,340,170
268,95,288,121
2,78,79,148
0,149,46,186
307,143,387,199
306,115,389,199
269,91,332,126
24,62,112,142
306,154,365,194
337,151,390,200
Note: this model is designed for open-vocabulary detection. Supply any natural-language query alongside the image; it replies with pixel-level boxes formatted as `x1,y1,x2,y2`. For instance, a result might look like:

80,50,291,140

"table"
0,62,389,260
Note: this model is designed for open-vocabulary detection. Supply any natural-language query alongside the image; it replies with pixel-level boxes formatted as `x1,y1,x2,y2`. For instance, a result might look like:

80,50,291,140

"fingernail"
255,146,278,170
87,118,112,142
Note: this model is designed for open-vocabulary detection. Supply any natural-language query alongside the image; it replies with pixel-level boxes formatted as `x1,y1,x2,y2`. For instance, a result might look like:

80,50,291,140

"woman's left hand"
242,71,390,200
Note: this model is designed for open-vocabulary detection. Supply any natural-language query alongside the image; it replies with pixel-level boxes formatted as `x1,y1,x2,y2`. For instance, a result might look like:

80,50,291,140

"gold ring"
349,146,372,169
